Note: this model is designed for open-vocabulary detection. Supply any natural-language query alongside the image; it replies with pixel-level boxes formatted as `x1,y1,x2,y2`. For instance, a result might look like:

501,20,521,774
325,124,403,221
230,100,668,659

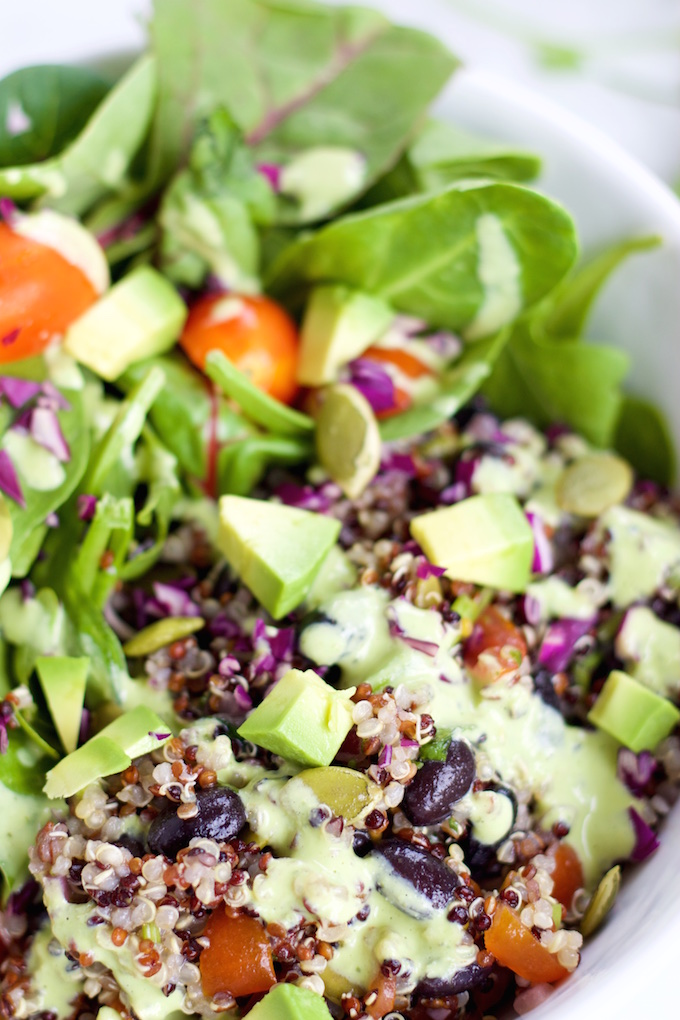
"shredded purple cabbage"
526,511,554,575
538,618,593,673
618,749,656,797
0,449,24,507
416,561,446,580
150,582,201,618
30,406,70,461
0,376,41,408
348,358,395,413
78,494,98,521
257,162,282,191
629,807,660,862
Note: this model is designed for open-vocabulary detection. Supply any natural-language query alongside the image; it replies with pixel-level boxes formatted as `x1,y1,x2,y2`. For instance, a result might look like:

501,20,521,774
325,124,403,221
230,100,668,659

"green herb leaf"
219,434,313,497
69,494,134,608
268,181,578,336
0,64,110,166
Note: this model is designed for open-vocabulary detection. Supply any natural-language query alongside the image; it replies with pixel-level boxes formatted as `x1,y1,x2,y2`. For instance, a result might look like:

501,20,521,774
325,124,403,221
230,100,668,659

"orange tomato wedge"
485,905,570,985
549,842,584,912
0,222,98,362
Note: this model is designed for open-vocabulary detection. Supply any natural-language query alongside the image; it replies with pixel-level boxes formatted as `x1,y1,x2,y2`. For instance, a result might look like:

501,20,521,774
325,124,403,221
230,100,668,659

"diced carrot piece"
484,905,570,985
200,908,275,999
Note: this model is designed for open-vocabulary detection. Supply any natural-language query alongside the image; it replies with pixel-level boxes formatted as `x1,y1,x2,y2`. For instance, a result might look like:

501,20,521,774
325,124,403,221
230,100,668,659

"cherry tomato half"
0,222,98,363
180,292,299,404
463,605,528,685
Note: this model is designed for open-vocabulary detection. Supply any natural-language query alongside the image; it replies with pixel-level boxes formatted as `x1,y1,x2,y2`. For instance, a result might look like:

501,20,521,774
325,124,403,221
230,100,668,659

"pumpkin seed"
123,615,205,657
556,453,633,517
581,864,621,937
296,765,382,824
315,383,381,499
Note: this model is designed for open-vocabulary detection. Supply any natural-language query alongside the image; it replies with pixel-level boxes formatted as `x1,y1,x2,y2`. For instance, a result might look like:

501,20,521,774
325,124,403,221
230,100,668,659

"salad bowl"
2,3,680,1020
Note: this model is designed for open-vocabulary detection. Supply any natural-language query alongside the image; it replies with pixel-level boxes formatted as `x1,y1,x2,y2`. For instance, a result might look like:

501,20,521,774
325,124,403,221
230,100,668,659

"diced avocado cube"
218,495,341,619
298,285,393,386
44,705,171,798
64,266,187,382
35,656,89,754
410,493,534,593
241,982,332,1020
587,670,680,752
238,668,355,766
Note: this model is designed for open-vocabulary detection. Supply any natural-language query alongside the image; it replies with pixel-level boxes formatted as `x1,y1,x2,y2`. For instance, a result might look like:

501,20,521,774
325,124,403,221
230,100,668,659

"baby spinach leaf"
0,56,156,216
0,64,110,166
483,324,629,447
361,120,541,207
148,0,457,219
0,588,69,687
205,350,314,437
119,355,254,484
69,495,134,608
121,427,182,581
63,583,129,707
268,181,578,336
541,235,660,339
614,395,675,487
160,108,275,290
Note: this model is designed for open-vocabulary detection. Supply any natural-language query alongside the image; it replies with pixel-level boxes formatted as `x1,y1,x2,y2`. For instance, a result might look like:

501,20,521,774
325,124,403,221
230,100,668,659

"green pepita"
556,452,634,517
580,864,621,937
314,384,381,499
296,765,382,825
123,616,205,657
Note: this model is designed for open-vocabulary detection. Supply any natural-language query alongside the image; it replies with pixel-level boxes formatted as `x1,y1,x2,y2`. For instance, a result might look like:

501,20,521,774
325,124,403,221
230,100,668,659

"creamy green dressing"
301,586,635,883
43,881,186,1020
2,430,66,491
527,576,601,621
26,925,85,1020
615,606,680,698
465,213,522,340
600,506,680,607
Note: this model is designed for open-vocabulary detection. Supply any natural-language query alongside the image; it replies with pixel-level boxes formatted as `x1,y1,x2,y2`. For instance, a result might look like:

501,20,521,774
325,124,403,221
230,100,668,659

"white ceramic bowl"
6,4,680,1018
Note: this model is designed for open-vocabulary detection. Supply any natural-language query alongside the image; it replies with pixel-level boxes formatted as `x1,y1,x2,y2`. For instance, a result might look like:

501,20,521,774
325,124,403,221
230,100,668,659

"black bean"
445,738,477,785
371,839,459,916
147,786,246,859
416,961,490,999
533,669,561,710
402,741,475,827
114,834,146,859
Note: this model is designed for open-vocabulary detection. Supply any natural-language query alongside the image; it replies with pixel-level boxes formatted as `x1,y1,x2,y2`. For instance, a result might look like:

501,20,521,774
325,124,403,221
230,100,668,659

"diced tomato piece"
200,908,275,999
485,906,570,985
549,842,584,912
463,606,527,685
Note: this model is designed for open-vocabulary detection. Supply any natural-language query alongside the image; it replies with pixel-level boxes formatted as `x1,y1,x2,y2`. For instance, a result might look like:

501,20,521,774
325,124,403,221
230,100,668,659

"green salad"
0,2,679,1020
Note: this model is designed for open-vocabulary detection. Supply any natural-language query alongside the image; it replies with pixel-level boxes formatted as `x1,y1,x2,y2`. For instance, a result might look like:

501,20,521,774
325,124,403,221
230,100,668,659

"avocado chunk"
246,982,333,1020
44,705,171,798
218,495,341,619
410,493,534,592
298,285,393,386
64,266,187,381
35,655,89,754
615,607,680,699
587,669,680,753
238,668,355,766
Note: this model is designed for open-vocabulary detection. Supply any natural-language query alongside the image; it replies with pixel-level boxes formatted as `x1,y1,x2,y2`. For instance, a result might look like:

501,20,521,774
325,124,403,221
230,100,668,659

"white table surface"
2,0,680,188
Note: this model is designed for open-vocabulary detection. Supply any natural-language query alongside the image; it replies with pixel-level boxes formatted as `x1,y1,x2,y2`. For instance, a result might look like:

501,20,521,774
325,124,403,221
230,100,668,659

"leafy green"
0,728,58,898
120,427,182,580
541,235,660,339
63,586,129,707
205,350,314,437
0,588,69,687
219,434,313,496
160,108,275,290
82,366,165,495
147,0,457,220
614,395,675,487
379,333,507,442
4,388,90,576
119,355,254,484
361,119,541,207
268,181,578,335
69,495,134,608
0,56,156,215
483,323,629,447
0,64,110,166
